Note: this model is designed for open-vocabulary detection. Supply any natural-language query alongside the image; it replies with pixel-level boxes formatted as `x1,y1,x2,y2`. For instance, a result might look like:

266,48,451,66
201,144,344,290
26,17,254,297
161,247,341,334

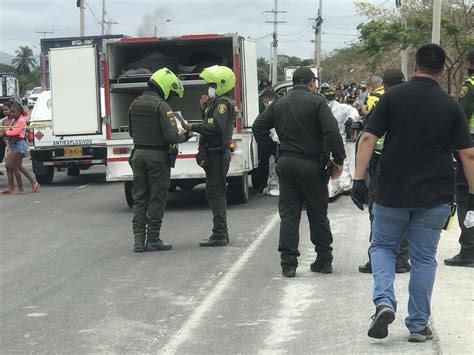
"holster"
319,154,333,184
196,145,208,169
168,145,178,168
128,147,136,166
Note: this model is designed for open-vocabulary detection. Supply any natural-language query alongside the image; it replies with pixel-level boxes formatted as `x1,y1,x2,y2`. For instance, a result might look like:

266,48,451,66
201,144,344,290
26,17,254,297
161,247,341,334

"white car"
27,87,42,109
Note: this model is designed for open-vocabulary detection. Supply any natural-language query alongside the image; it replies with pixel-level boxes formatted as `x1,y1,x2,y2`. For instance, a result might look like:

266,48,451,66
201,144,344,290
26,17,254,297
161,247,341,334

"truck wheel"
227,172,249,204
124,181,134,207
32,159,54,184
67,167,80,176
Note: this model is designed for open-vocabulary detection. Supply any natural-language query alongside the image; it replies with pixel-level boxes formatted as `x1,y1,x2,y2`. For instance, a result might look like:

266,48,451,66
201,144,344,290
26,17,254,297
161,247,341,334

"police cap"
383,69,405,86
292,67,316,84
323,89,336,101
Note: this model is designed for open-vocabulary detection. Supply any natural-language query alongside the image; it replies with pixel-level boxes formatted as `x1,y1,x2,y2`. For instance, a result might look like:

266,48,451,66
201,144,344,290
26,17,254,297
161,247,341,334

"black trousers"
368,155,409,264
455,185,474,258
276,156,333,267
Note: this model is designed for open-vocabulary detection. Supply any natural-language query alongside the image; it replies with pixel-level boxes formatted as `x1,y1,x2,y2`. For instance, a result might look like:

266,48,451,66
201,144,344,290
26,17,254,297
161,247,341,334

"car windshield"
31,88,42,94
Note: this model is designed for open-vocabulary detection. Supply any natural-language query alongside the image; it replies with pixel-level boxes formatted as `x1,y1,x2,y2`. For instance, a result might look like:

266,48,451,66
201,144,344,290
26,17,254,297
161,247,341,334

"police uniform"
192,95,236,245
449,74,474,263
252,67,346,275
129,90,185,251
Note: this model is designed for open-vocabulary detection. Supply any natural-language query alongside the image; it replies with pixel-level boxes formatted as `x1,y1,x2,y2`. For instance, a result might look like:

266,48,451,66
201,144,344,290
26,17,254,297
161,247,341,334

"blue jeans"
371,202,450,332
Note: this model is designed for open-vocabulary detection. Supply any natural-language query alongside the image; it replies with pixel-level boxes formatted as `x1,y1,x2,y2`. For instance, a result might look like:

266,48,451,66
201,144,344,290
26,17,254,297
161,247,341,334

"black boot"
310,257,333,274
282,265,296,278
444,253,474,267
146,239,172,251
199,235,228,247
395,259,411,273
358,261,372,273
133,238,145,253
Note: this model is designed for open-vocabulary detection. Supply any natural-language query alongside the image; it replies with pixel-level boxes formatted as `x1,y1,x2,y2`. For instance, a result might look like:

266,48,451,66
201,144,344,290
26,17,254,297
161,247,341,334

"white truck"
30,46,107,184
51,33,260,205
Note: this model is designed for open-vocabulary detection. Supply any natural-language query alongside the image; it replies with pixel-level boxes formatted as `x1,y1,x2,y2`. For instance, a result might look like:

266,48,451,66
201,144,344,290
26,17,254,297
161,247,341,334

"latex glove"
464,211,474,228
351,179,368,211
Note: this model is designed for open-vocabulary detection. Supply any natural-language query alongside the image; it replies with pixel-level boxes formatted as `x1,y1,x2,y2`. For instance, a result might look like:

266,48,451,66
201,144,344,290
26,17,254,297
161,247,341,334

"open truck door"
49,45,102,136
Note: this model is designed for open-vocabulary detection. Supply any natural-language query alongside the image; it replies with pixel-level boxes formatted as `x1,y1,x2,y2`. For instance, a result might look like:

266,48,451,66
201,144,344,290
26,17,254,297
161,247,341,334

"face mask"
208,87,216,98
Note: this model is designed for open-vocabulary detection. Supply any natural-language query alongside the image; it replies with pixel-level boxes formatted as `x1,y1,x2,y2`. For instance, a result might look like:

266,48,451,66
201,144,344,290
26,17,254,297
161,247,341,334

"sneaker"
146,239,172,251
199,236,228,247
310,261,333,274
282,265,296,278
368,306,395,339
408,326,433,342
444,253,474,267
395,260,411,273
359,261,372,274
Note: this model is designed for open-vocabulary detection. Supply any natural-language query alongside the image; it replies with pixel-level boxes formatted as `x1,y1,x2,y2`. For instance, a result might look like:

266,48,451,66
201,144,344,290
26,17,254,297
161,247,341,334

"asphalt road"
1,150,473,354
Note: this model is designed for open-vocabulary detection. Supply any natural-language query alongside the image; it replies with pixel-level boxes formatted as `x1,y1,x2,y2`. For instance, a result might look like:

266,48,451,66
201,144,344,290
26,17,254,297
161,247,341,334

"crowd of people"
0,100,40,195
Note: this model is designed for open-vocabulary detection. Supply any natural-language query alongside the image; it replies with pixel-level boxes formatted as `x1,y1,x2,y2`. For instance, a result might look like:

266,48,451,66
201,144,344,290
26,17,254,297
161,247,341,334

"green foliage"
321,44,372,84
11,46,36,75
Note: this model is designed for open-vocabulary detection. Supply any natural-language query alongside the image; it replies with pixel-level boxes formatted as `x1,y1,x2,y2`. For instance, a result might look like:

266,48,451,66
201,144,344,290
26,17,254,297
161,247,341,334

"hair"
10,102,23,114
369,74,383,89
415,44,446,75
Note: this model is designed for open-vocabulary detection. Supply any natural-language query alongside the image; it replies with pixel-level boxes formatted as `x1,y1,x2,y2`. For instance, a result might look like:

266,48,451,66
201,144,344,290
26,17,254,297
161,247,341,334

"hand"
351,179,368,211
200,95,209,111
182,123,193,132
464,211,474,228
331,163,343,180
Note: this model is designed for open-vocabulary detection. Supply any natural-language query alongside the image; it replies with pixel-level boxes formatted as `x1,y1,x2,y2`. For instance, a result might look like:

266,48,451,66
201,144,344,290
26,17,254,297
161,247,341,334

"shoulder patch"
207,118,214,124
459,85,468,99
167,111,174,118
218,104,227,114
170,117,176,126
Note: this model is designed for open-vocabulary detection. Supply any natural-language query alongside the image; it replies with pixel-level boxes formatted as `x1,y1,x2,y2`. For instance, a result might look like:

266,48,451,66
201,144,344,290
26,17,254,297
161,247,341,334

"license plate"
64,147,83,157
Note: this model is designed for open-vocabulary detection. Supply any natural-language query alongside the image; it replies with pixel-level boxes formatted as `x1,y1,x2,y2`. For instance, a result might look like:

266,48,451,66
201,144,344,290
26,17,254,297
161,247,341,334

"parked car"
21,90,32,105
27,87,42,109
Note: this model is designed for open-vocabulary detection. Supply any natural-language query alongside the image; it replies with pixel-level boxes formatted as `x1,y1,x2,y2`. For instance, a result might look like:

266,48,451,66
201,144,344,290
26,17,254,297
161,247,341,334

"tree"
355,0,474,94
11,46,36,75
257,57,270,81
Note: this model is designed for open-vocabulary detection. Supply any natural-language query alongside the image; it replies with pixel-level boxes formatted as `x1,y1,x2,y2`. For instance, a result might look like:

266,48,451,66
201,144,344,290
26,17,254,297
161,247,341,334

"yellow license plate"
64,147,83,157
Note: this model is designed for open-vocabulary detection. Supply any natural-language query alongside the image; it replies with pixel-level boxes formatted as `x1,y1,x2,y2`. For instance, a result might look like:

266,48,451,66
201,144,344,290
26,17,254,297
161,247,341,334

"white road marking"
159,212,280,355
77,180,103,189
27,312,47,317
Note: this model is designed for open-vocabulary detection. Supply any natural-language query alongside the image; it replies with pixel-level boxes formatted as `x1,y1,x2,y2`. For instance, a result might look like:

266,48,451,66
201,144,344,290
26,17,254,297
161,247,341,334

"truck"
0,73,20,108
47,33,260,205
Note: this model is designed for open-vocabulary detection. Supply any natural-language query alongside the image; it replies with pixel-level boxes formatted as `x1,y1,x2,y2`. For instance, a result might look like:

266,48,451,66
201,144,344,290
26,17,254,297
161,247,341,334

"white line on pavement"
159,212,280,355
77,181,102,189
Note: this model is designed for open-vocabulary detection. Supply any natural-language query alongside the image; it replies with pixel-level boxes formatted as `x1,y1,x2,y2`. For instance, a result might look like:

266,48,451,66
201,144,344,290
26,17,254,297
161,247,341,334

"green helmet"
149,68,184,100
199,65,236,97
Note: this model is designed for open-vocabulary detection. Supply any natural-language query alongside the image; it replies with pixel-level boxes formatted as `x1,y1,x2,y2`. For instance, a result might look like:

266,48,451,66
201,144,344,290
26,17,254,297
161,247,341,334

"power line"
85,0,100,23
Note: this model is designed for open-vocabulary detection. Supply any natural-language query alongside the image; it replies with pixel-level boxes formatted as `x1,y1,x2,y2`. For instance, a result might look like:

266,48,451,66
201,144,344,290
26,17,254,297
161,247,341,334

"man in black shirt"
352,44,474,342
253,67,346,278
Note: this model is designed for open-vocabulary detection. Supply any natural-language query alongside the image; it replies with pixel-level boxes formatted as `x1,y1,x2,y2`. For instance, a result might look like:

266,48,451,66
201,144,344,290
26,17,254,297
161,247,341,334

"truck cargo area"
107,36,236,138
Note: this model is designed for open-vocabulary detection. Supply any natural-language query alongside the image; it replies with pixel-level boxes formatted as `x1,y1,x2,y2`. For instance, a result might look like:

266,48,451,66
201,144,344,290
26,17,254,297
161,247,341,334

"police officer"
182,65,237,247
362,75,384,117
129,68,188,253
252,67,346,278
445,49,474,267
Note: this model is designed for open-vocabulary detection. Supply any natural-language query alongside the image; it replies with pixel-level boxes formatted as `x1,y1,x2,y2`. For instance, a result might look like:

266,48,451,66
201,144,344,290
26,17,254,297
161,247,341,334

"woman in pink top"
2,102,39,194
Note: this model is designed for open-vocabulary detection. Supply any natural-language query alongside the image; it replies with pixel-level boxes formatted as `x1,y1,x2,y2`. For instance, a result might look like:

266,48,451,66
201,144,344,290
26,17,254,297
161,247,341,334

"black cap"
383,69,405,86
259,79,271,90
323,89,336,101
292,67,316,84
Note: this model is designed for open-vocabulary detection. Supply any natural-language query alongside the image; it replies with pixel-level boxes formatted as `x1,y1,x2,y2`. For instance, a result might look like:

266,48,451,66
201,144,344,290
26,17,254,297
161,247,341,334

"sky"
0,0,396,59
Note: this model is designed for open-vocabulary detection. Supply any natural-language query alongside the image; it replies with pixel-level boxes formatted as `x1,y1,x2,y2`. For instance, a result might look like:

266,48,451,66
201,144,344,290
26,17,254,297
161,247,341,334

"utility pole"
36,30,54,39
105,19,119,35
396,1,408,79
79,0,85,36
265,0,286,86
310,0,323,68
101,0,106,35
431,0,442,44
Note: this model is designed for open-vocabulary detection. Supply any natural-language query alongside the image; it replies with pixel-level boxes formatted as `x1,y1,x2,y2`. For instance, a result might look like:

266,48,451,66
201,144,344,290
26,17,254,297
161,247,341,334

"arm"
191,99,228,136
128,111,133,137
252,105,275,150
317,101,346,165
159,103,185,144
458,147,474,194
354,132,378,179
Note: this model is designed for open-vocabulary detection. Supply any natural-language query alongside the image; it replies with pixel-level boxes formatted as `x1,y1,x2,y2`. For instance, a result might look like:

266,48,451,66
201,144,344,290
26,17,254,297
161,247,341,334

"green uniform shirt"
456,76,474,185
128,91,184,147
252,85,346,165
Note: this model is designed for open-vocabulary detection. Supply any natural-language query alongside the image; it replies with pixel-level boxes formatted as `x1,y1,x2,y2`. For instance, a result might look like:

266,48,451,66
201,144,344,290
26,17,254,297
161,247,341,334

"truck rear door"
49,45,101,136
239,38,259,128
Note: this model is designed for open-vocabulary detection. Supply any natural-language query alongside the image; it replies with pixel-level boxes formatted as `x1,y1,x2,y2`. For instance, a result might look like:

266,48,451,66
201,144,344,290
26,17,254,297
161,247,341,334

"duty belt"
279,150,319,163
134,145,169,151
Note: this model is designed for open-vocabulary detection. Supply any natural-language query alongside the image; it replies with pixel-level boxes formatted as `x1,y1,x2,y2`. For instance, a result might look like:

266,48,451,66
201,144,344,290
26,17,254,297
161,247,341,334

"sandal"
32,183,40,192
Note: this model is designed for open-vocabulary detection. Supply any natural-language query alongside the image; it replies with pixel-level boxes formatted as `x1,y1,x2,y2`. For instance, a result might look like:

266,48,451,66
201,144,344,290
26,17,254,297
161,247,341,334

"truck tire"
32,159,54,184
124,181,134,207
227,172,249,204
67,167,80,176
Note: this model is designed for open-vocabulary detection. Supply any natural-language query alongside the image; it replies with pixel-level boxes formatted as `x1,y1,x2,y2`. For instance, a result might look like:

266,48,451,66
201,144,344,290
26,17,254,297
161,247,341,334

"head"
467,49,474,76
3,100,13,116
360,81,368,91
292,67,317,93
148,68,184,101
9,103,22,120
413,44,446,81
323,89,336,102
200,65,236,98
383,69,405,91
368,75,383,90
260,89,277,107
320,82,331,94
258,79,271,93
334,87,342,98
